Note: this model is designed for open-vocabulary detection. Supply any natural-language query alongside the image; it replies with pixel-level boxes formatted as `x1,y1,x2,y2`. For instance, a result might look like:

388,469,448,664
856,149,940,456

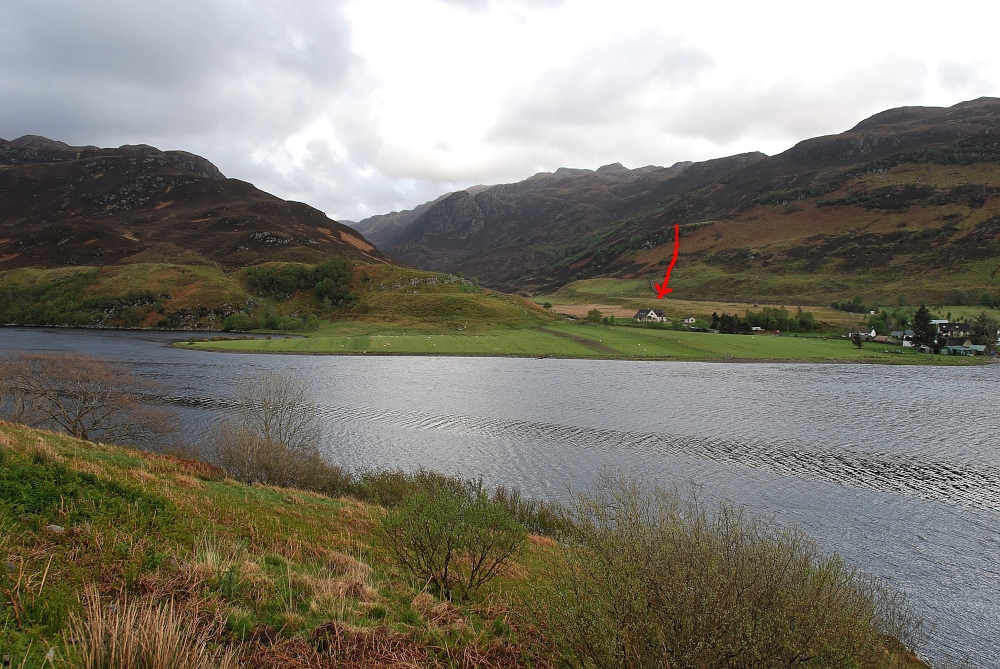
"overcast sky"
2,1,998,222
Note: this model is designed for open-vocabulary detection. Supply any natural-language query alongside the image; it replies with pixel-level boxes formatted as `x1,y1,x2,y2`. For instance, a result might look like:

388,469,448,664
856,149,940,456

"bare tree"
0,352,174,446
0,355,39,423
207,371,323,486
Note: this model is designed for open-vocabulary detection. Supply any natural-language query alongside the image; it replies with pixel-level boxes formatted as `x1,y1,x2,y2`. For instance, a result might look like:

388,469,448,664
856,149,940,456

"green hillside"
0,262,553,331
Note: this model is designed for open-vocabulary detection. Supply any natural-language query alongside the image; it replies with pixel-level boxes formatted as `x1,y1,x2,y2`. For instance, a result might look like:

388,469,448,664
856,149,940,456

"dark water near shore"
2,327,998,667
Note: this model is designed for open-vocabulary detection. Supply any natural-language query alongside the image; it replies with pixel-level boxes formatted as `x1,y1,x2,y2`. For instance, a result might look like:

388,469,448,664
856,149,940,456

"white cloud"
667,55,931,146
489,32,714,142
937,61,995,98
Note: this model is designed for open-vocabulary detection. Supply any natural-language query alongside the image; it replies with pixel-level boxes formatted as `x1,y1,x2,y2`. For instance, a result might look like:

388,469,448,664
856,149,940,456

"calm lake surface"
2,327,998,668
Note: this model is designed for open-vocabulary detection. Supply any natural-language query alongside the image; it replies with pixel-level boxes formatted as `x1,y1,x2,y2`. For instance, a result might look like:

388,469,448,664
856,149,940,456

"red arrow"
653,224,680,299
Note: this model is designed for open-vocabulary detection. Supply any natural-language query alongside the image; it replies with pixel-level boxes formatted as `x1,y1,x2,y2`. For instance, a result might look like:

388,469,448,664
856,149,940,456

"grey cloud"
0,1,360,143
488,32,714,143
257,144,460,223
434,0,565,12
937,61,995,97
485,50,930,172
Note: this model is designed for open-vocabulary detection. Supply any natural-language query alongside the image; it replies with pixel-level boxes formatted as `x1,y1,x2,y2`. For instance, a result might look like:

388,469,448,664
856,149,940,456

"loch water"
2,327,998,667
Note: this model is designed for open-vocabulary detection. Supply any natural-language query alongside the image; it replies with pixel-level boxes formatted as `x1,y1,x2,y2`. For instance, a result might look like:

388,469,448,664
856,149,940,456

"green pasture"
181,321,981,364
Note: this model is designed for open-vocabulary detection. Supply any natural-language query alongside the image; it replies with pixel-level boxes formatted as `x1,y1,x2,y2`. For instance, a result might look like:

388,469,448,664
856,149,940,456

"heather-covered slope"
0,136,392,269
353,98,1000,303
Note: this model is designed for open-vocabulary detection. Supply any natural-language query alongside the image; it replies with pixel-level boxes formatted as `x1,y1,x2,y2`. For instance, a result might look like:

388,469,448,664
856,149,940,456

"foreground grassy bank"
0,421,927,668
180,321,984,365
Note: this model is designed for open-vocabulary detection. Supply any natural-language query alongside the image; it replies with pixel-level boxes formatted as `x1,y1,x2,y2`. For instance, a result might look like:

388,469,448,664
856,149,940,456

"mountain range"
4,98,1000,308
349,98,1000,304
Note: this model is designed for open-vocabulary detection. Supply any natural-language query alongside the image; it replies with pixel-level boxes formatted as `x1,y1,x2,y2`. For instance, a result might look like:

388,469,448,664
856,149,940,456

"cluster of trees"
971,311,1000,348
945,289,1000,307
746,306,817,332
244,258,354,307
710,306,818,334
831,295,873,314
584,308,617,325
220,309,318,332
0,271,164,327
868,305,916,334
711,311,753,334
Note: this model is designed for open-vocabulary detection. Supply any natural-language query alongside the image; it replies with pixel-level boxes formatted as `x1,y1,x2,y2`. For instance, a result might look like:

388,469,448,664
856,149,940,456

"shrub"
378,482,526,601
205,371,323,487
491,484,570,537
355,467,472,508
296,456,355,498
527,470,920,669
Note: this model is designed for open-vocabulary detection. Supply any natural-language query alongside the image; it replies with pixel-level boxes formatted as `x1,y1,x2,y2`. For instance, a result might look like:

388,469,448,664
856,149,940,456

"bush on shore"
525,469,922,669
378,480,527,601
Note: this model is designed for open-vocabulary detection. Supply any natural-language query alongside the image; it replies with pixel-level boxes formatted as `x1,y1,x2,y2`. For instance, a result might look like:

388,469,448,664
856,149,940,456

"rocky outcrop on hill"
350,162,686,290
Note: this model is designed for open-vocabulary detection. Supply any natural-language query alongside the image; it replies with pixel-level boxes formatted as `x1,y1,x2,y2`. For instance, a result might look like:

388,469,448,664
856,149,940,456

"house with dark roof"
936,322,971,337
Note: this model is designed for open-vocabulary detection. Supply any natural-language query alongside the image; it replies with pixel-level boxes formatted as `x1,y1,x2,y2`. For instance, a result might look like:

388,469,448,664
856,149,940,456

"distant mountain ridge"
351,160,694,288
0,136,392,269
347,97,1000,302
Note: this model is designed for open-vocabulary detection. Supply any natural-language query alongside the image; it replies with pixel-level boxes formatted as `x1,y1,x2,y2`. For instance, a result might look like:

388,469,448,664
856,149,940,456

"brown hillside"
353,98,1000,302
0,136,393,269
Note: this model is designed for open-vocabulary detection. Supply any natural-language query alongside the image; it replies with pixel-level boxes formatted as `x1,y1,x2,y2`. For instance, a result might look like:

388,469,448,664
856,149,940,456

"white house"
634,308,668,323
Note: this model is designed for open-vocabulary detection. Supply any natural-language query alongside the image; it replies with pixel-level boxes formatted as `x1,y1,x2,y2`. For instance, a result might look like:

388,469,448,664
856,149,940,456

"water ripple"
309,403,1000,513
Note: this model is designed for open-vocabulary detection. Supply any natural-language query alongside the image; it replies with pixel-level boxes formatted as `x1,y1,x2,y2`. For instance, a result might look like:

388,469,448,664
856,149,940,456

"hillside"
0,421,927,668
0,261,552,331
351,98,1000,304
0,136,392,269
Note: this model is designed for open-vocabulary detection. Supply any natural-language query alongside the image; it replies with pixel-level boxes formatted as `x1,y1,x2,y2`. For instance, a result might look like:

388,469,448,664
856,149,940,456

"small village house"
634,308,668,323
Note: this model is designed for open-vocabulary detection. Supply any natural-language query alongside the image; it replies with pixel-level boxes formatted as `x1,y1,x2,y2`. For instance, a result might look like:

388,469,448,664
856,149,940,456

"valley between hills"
3,99,1000,365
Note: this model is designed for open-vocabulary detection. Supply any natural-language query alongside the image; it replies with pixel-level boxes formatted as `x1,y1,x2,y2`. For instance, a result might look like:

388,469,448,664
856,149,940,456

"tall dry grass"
66,586,237,669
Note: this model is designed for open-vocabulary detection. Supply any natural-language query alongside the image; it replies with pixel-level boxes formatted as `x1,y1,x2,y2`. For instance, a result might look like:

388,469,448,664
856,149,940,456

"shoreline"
1,323,988,366
174,341,990,366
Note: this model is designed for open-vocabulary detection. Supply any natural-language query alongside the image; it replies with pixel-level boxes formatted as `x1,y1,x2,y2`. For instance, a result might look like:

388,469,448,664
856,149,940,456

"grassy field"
534,279,860,329
181,320,982,364
180,273,985,364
